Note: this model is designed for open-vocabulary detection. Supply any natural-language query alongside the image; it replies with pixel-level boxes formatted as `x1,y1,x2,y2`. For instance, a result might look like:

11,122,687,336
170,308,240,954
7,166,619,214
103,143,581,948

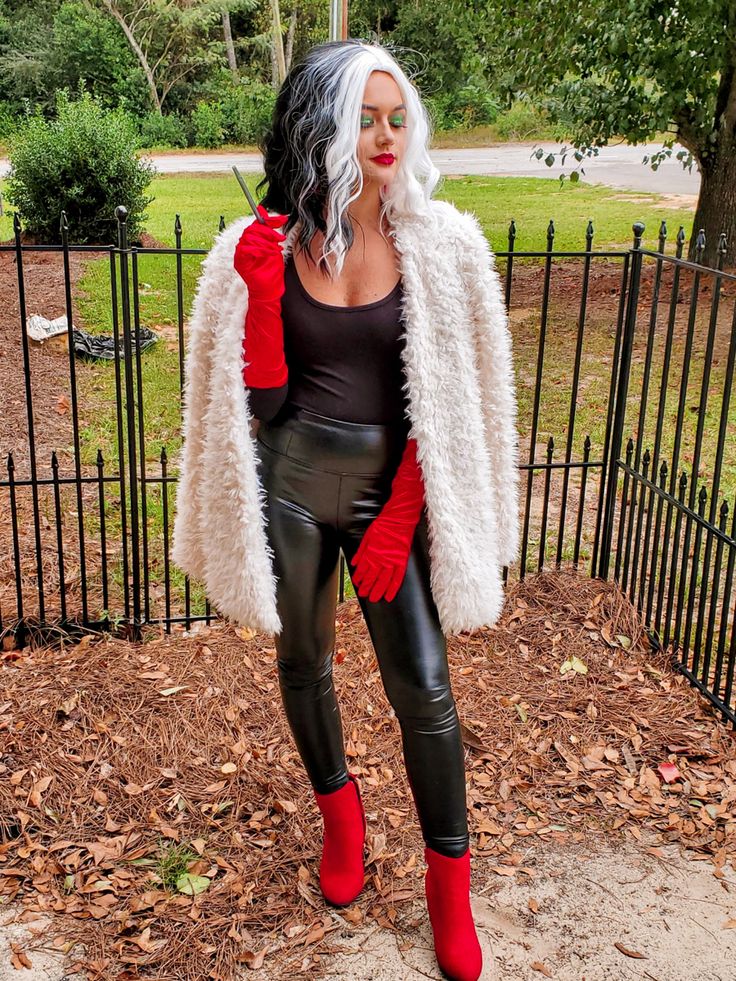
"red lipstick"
372,153,395,165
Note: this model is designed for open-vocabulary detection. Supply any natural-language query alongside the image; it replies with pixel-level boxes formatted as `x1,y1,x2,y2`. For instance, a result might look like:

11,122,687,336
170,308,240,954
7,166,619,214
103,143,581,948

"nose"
376,118,395,146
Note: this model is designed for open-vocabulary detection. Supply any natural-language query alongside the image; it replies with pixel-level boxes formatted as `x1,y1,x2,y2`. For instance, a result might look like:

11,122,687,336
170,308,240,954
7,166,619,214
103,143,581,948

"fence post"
115,205,142,638
597,221,645,580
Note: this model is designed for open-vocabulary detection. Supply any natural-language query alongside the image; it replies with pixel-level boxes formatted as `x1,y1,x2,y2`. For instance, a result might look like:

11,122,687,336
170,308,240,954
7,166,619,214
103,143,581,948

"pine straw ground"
1,569,735,980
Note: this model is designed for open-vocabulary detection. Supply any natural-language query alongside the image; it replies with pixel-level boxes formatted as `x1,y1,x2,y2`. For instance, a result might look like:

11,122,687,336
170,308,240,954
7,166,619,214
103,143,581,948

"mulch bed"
1,569,734,979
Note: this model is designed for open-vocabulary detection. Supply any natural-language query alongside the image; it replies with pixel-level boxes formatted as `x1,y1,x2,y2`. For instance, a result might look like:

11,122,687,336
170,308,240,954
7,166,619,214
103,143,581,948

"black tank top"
247,255,410,426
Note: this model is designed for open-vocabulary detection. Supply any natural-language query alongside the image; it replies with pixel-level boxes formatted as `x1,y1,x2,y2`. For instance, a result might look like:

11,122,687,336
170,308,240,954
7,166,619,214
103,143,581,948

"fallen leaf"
176,873,210,896
657,761,681,783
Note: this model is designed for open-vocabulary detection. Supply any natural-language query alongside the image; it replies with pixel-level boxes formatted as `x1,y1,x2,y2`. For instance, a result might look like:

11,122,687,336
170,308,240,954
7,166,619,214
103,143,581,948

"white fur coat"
171,198,520,637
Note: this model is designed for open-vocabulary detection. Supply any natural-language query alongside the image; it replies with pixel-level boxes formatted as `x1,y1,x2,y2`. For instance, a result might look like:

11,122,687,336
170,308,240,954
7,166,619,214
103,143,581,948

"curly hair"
255,39,440,279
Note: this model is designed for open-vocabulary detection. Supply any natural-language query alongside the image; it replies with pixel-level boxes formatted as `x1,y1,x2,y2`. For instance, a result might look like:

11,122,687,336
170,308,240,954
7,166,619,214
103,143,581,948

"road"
0,142,699,196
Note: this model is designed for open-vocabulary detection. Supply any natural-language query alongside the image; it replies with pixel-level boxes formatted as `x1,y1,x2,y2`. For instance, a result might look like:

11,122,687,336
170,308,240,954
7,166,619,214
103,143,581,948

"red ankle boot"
424,845,483,981
313,772,366,906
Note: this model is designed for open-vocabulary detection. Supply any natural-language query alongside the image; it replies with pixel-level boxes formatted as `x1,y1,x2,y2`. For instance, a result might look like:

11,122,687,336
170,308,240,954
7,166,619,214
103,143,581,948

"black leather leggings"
255,406,469,858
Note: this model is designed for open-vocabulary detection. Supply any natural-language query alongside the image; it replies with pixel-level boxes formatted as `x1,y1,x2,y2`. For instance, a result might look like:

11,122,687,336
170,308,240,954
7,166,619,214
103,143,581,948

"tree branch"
100,0,160,113
673,106,702,158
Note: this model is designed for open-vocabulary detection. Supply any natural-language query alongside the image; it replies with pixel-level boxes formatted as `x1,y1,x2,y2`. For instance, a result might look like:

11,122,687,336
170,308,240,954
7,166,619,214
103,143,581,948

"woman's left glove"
350,437,425,603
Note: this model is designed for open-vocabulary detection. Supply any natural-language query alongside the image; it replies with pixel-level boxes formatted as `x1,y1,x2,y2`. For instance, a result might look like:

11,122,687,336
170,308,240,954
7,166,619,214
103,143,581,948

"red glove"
350,437,425,603
233,205,290,388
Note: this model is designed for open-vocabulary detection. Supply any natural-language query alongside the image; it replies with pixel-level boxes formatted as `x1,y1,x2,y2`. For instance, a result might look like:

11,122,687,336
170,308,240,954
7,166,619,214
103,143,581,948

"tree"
490,0,736,265
88,0,257,114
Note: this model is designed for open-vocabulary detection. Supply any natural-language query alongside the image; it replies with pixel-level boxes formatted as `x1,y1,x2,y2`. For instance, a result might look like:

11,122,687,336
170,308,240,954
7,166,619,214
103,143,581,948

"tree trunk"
270,41,278,90
285,7,297,73
222,11,238,79
689,136,736,268
269,0,286,86
101,0,161,113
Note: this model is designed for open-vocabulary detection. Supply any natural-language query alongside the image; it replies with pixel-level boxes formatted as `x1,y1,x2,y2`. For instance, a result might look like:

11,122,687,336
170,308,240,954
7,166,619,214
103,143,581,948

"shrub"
423,83,500,132
0,101,17,141
495,100,555,140
5,90,154,244
191,101,225,148
220,80,276,146
139,111,188,149
451,83,501,129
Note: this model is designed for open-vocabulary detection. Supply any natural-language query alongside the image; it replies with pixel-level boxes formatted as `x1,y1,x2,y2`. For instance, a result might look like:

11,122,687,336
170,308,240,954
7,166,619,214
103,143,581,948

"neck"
346,181,385,233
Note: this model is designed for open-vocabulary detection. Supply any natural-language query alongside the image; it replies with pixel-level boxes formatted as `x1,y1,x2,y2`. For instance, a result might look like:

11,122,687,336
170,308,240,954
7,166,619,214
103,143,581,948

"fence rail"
1,209,735,726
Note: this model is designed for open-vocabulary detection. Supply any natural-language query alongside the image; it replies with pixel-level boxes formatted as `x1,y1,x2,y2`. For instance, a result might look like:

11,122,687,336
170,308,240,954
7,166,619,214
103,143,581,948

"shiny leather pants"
255,407,469,858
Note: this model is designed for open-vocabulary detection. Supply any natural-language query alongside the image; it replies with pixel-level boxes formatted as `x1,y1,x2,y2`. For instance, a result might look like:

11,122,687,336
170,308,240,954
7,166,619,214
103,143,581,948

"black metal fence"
1,209,735,726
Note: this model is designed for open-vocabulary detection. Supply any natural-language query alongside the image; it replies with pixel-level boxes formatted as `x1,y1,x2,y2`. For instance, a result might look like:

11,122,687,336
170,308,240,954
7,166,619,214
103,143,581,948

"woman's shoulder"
397,199,487,258
427,199,486,243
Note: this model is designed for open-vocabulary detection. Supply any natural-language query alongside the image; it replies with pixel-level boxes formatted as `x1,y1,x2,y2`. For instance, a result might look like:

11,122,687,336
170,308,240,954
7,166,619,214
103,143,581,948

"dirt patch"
607,192,698,208
2,835,732,980
1,571,734,979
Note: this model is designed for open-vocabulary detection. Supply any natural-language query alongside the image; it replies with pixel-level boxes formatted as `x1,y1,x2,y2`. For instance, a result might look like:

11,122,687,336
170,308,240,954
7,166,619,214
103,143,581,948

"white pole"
329,0,342,42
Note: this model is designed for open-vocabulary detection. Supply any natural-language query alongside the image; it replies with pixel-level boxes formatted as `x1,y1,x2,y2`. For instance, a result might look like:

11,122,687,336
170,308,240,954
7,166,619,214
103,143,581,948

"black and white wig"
256,39,440,279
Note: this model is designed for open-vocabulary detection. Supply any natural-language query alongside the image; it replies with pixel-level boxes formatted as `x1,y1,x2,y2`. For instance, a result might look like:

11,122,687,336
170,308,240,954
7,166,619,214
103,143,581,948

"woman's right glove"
233,205,290,389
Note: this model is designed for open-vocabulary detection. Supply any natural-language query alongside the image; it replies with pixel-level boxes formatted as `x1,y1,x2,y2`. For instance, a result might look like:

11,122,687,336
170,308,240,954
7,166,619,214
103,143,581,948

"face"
356,70,407,189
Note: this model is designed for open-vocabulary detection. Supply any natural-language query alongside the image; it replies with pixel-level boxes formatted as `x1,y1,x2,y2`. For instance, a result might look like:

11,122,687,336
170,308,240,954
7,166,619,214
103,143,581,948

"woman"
172,38,519,981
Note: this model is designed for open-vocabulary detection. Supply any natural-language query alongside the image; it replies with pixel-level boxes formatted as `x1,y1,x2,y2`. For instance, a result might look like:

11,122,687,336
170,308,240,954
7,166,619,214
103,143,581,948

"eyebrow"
361,103,406,111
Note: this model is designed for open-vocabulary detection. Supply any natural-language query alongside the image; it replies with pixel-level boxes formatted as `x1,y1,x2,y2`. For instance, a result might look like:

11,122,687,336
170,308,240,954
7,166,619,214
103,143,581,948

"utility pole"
329,0,348,41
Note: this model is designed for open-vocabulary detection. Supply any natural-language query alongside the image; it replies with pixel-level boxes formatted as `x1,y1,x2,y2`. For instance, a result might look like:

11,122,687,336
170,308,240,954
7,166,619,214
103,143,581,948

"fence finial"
632,222,645,249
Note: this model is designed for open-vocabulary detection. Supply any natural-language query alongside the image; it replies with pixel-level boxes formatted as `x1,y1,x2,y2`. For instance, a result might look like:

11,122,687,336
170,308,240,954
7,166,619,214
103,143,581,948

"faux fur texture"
170,198,520,637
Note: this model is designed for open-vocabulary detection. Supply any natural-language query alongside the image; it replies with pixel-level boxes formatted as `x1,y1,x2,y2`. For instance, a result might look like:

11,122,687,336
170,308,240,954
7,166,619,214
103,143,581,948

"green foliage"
425,81,500,132
0,0,148,116
51,1,149,114
139,111,189,149
5,91,154,244
191,101,225,148
388,0,494,95
495,100,557,140
155,843,198,891
220,79,275,146
0,98,16,139
490,0,733,161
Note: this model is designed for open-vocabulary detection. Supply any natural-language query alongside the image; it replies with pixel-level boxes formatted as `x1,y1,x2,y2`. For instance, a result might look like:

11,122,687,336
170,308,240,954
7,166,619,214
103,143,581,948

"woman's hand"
350,438,425,603
234,205,290,302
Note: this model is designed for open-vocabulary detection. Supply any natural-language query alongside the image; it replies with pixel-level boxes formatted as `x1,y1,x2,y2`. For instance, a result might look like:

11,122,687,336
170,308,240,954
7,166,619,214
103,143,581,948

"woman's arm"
246,382,289,422
234,207,291,424
458,214,521,570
